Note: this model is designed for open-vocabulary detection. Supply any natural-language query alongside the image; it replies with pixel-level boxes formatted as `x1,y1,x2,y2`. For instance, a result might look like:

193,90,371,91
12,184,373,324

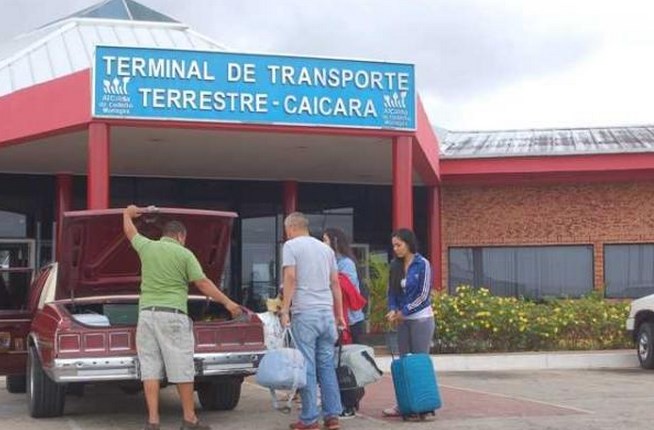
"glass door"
241,216,281,313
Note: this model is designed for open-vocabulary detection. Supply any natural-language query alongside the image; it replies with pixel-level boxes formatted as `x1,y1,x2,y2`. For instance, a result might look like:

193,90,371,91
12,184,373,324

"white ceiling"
0,126,423,185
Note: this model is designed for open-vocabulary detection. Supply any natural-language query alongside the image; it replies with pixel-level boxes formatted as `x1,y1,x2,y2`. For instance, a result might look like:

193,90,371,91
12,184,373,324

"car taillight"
58,334,81,352
84,333,106,351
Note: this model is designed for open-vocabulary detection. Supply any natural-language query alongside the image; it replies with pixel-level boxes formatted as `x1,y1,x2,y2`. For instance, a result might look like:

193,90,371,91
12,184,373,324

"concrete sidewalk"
375,349,639,372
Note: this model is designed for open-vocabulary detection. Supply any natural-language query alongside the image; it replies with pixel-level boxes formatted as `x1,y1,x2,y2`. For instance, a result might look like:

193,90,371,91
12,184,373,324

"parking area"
2,368,654,430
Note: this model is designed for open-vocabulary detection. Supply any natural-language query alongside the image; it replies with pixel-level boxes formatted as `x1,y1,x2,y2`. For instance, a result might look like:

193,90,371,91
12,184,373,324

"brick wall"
440,181,654,291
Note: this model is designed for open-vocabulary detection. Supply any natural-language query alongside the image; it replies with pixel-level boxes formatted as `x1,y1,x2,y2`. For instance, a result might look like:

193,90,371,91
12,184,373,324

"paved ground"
2,369,654,429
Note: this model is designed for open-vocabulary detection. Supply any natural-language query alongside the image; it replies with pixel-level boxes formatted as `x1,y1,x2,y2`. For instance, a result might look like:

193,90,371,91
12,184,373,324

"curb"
374,349,639,372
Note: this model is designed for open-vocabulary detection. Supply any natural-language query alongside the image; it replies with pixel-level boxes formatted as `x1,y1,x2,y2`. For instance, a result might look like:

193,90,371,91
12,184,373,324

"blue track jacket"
388,253,432,316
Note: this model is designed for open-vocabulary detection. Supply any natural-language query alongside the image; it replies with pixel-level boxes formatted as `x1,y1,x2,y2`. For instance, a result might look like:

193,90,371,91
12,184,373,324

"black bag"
336,336,365,409
336,364,358,391
340,386,365,410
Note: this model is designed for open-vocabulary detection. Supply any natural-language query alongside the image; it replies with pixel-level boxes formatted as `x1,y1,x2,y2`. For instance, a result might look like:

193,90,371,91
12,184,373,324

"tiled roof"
44,0,179,26
0,2,226,98
441,126,654,158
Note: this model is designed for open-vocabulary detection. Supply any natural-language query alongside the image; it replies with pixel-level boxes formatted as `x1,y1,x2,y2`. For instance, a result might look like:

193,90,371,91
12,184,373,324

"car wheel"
198,378,242,411
637,322,654,369
6,375,26,393
26,345,66,417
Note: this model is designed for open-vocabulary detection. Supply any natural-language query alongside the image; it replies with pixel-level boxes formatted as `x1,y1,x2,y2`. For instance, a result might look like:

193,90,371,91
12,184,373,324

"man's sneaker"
180,419,212,430
382,406,401,417
323,416,340,430
288,421,320,430
339,408,356,419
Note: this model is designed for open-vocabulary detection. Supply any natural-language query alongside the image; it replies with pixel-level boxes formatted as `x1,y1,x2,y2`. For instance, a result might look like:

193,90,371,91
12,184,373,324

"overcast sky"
1,0,653,131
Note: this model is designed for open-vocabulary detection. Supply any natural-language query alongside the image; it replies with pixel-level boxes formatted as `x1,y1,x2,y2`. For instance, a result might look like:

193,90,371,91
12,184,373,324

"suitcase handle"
385,328,399,361
337,329,346,368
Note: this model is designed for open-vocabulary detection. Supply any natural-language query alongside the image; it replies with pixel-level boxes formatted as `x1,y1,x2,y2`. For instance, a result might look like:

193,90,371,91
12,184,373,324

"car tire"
198,378,242,411
26,345,66,417
638,322,654,369
6,374,26,393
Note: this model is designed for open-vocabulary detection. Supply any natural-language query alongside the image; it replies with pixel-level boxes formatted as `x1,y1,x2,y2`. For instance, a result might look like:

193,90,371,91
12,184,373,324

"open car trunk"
50,209,264,360
58,297,264,357
65,298,236,325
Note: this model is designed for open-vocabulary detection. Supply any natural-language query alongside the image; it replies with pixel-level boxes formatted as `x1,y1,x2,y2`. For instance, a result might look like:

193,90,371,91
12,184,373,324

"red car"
0,208,266,418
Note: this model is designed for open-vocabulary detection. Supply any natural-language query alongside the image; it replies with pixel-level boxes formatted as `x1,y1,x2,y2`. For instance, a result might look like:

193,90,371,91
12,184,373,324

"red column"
283,180,298,216
392,136,413,230
427,186,443,291
55,173,72,260
87,122,110,209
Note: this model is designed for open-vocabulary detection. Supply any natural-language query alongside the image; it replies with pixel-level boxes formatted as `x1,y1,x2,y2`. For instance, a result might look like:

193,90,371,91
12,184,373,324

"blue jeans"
292,310,342,424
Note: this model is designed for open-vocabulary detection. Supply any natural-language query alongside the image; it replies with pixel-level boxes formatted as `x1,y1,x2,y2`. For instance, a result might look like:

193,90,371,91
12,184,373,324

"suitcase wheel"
402,414,425,422
277,405,292,414
402,412,435,421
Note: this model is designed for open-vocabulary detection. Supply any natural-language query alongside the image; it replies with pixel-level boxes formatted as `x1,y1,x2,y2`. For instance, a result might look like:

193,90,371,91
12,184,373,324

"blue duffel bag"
255,328,306,413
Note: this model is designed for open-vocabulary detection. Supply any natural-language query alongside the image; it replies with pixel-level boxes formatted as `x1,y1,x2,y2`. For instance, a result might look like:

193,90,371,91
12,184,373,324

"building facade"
1,1,653,315
0,0,440,313
441,127,654,300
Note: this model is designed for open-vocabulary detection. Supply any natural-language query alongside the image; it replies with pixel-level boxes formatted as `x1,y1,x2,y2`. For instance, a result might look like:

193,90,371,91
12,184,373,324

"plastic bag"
334,344,383,387
255,328,306,413
257,312,285,350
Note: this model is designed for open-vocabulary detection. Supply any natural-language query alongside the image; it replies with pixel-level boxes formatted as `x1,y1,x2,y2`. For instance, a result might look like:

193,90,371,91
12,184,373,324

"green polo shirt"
130,233,206,313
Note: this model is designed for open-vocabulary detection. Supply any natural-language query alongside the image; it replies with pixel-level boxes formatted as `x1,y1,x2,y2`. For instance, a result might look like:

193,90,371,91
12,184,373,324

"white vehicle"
626,294,654,369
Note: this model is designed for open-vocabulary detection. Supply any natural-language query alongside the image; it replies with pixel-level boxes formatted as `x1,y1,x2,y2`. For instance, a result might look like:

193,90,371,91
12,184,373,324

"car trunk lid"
57,208,235,301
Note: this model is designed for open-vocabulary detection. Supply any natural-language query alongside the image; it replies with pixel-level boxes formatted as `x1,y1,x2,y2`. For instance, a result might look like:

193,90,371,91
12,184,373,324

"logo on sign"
98,77,134,115
382,91,410,128
103,77,131,95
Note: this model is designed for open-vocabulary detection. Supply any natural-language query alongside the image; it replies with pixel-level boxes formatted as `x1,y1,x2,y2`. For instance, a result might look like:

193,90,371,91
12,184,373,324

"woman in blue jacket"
383,228,435,417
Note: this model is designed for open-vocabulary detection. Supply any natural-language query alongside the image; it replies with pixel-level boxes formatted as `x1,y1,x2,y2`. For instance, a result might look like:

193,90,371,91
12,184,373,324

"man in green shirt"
123,205,242,430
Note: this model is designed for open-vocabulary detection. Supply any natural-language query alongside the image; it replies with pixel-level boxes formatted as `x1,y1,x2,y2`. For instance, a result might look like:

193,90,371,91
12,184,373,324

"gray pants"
398,317,435,356
136,310,195,383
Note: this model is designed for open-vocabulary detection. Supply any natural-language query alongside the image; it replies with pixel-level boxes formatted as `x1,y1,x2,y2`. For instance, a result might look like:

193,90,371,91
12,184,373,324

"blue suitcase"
390,353,442,420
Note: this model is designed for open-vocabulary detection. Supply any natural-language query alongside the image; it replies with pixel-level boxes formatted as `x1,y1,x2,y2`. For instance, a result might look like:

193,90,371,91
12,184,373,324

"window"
305,208,354,239
0,241,35,311
449,246,593,298
241,216,279,313
605,244,654,298
0,210,26,238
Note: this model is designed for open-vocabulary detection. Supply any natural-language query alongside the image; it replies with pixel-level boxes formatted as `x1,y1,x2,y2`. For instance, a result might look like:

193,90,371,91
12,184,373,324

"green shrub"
367,256,391,333
367,259,632,352
433,286,631,353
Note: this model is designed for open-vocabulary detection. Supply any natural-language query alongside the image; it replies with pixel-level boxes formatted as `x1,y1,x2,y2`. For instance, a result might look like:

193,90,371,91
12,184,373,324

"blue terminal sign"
92,46,415,130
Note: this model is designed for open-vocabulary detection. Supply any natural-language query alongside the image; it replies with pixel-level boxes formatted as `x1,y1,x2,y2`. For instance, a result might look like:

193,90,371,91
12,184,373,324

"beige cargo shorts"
136,309,195,383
